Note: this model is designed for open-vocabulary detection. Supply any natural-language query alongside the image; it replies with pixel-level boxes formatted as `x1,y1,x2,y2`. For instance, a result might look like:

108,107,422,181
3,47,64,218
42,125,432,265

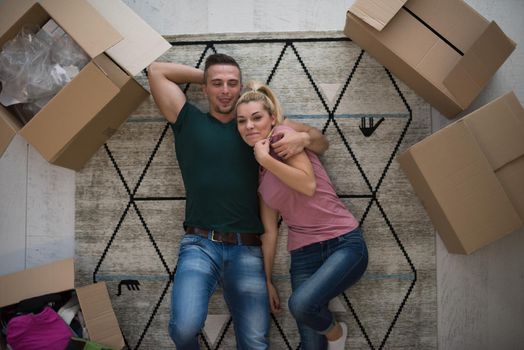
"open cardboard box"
398,92,524,254
0,259,124,349
344,0,516,118
0,0,171,170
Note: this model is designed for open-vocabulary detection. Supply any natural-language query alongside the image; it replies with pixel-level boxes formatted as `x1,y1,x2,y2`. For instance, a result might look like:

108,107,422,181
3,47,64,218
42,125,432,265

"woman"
236,81,368,350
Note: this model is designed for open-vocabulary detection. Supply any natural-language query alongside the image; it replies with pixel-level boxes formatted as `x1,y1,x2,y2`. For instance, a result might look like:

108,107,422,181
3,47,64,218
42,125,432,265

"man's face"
203,64,242,117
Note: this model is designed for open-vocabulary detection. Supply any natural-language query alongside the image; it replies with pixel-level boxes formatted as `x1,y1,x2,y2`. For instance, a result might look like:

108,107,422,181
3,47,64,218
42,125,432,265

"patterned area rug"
75,31,436,349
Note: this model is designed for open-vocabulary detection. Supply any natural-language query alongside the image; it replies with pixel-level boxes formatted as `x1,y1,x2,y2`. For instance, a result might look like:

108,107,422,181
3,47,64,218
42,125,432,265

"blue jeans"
168,233,269,349
289,227,368,350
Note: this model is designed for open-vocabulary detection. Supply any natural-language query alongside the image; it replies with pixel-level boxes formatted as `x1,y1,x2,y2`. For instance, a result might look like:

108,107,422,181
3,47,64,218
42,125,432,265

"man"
147,53,328,349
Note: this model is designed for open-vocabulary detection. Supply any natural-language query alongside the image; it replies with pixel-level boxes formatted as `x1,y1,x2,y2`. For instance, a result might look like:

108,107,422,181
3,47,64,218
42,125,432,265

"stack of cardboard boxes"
0,0,171,348
345,0,523,254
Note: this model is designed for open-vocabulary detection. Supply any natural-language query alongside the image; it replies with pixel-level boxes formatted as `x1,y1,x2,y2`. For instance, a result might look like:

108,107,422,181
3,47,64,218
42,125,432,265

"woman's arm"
259,197,281,314
255,138,316,197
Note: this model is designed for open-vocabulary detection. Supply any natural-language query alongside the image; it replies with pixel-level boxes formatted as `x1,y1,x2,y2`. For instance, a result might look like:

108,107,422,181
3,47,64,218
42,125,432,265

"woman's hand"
254,139,271,165
267,281,282,314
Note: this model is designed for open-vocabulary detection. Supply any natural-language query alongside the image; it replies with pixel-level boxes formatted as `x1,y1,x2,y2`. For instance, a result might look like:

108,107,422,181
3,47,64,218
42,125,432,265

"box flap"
404,0,489,53
20,61,119,163
0,3,50,52
463,92,524,171
344,10,463,117
40,0,122,59
349,0,407,31
51,77,148,171
86,0,171,76
443,22,516,108
0,0,38,36
415,38,461,92
0,259,74,308
402,121,522,254
367,9,439,69
497,155,524,221
352,6,463,104
0,123,16,158
0,107,22,158
398,149,462,252
76,282,125,350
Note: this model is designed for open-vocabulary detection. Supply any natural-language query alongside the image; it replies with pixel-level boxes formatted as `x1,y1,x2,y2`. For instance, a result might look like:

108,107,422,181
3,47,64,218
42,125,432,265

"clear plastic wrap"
0,23,89,123
0,26,51,106
52,34,90,68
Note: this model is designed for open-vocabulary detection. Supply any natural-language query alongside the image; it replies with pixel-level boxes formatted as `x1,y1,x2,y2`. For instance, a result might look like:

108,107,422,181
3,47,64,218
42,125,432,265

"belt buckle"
210,230,220,242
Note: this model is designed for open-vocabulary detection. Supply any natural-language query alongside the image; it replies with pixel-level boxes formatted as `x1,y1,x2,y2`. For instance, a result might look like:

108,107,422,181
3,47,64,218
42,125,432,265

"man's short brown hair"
203,53,242,83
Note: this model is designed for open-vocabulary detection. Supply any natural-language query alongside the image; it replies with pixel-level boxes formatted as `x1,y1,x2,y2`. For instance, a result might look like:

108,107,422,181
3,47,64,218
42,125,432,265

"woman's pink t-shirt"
258,125,359,251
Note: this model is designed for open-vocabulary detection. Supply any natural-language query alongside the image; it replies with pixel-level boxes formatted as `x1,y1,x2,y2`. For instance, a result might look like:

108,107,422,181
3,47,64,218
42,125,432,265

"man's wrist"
302,131,311,148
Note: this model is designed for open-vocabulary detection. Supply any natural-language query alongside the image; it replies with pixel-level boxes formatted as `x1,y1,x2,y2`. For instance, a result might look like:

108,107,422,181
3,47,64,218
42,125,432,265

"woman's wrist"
257,152,272,168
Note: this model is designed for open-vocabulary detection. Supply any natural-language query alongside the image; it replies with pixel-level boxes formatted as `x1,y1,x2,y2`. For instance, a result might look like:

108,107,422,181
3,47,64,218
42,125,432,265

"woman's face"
236,101,275,146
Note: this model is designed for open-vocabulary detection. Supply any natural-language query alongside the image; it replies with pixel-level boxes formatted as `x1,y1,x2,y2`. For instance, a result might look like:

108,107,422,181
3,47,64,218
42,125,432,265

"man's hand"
271,129,310,159
281,118,328,156
267,282,282,314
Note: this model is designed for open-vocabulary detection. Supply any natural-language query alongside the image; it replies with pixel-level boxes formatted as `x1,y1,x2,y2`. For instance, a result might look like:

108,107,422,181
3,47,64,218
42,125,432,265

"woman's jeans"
289,227,368,350
169,233,269,349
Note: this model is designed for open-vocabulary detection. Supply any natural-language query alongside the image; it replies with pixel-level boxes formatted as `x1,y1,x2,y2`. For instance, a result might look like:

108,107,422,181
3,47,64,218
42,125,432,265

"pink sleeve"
273,124,294,134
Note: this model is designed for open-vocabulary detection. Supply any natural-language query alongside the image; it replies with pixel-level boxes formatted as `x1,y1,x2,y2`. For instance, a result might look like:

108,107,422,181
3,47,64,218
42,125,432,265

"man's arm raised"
147,62,204,124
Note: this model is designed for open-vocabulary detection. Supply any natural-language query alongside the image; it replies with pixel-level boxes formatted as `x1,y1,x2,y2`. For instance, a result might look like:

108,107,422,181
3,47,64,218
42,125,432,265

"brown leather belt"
185,226,261,246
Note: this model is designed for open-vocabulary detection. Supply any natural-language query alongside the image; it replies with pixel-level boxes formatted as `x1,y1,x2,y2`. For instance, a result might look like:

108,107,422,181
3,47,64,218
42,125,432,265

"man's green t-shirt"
170,102,263,234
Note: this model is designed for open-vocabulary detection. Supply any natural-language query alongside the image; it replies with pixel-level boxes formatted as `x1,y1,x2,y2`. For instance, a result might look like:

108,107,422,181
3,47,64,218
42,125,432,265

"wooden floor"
1,0,523,348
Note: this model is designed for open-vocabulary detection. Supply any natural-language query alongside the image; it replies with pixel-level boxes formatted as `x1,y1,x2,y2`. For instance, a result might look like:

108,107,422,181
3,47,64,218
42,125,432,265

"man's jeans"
289,227,368,350
169,233,269,349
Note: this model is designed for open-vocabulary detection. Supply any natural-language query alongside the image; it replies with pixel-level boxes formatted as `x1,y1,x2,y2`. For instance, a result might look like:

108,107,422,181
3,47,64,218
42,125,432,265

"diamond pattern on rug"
75,31,435,349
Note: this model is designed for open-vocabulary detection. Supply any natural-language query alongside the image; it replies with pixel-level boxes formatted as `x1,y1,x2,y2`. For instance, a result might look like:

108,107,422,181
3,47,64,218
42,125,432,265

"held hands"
267,282,282,314
271,129,310,159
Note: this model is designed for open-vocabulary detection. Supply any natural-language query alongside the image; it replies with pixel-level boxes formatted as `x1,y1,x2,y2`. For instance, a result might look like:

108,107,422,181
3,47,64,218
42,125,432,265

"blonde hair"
236,81,284,124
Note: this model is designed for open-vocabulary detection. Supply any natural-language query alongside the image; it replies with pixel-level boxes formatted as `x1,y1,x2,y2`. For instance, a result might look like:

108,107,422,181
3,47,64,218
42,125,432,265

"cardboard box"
0,259,124,349
344,0,516,118
0,0,171,170
398,92,524,254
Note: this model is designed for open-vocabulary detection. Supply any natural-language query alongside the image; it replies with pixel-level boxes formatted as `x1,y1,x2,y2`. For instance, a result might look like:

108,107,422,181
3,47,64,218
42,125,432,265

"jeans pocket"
338,228,368,256
245,245,263,258
180,234,203,247
338,227,363,242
